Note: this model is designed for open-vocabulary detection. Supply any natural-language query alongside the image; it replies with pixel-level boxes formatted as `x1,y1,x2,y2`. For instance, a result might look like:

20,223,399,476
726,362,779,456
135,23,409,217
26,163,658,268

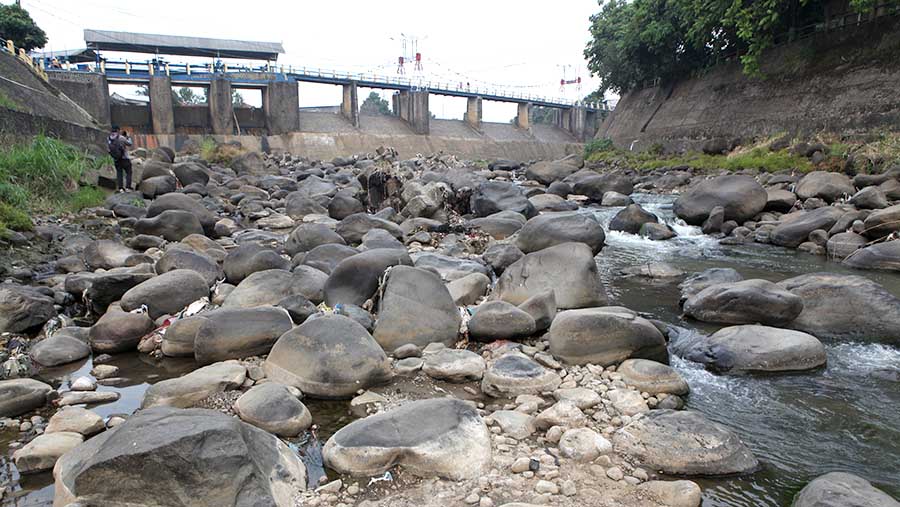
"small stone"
70,376,97,391
545,425,564,444
561,479,577,496
90,364,119,379
479,497,494,507
346,484,360,496
316,479,342,494
534,480,558,495
606,466,624,481
393,343,422,359
511,457,532,473
20,421,32,432
247,365,266,381
465,493,480,504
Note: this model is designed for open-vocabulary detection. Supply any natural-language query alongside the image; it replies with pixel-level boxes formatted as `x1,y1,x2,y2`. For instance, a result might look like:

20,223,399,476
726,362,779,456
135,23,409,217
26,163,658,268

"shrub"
584,138,615,159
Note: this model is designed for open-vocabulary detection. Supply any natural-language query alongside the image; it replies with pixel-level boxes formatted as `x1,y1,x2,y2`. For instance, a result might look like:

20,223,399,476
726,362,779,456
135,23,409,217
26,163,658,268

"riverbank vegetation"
0,135,108,235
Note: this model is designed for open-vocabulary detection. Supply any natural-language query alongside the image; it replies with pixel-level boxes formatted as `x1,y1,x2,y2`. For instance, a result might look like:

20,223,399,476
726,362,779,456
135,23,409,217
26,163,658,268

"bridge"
45,59,605,141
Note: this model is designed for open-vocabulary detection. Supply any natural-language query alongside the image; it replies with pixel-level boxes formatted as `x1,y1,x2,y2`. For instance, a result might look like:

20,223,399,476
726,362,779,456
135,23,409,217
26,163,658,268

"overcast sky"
21,0,603,122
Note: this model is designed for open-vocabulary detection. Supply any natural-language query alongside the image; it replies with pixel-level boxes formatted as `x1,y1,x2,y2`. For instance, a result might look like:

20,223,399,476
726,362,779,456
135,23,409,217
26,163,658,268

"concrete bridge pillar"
558,108,572,132
515,102,531,130
407,90,430,135
571,106,587,141
464,96,482,131
209,77,234,135
148,76,174,135
265,80,299,134
342,81,359,128
47,72,111,128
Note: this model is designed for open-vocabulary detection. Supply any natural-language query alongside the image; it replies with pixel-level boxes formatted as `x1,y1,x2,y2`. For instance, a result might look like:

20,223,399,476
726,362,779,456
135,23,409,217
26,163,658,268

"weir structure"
43,30,605,143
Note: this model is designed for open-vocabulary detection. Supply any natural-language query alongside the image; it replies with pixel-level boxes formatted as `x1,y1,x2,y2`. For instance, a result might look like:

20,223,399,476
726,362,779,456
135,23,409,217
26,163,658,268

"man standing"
107,125,133,192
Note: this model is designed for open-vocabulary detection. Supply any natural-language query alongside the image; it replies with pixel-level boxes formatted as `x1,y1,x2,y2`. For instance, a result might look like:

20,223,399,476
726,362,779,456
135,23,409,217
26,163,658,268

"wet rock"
422,348,486,382
141,361,246,408
610,204,659,235
89,304,155,353
795,171,855,203
45,406,104,436
223,244,290,284
601,191,632,206
373,266,460,350
469,301,536,342
471,181,536,219
515,212,605,254
778,273,900,344
134,209,204,242
265,314,392,398
82,271,156,313
323,398,491,480
613,410,758,475
827,232,868,260
194,306,293,364
621,262,684,278
793,472,900,507
558,427,612,461
640,222,677,240
156,248,222,287
481,353,561,397
28,328,90,367
637,480,703,507
674,175,767,225
678,268,743,304
0,378,52,417
233,383,311,437
53,406,307,506
688,324,826,373
618,359,689,395
13,431,83,473
120,269,209,320
549,307,668,366
683,279,803,326
447,272,491,306
843,240,900,272
0,283,56,334
324,248,412,307
495,242,606,309
770,207,845,248
224,268,325,308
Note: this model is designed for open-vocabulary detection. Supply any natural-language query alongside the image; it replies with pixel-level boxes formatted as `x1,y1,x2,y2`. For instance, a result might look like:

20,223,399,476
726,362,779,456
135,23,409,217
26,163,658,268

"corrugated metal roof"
84,29,284,60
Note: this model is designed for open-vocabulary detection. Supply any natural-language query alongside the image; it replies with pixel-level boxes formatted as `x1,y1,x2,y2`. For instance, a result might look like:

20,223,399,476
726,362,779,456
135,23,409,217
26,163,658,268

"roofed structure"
84,29,284,61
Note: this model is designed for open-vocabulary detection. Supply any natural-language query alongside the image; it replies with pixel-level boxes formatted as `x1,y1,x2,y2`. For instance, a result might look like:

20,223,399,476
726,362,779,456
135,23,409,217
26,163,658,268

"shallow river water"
2,193,899,506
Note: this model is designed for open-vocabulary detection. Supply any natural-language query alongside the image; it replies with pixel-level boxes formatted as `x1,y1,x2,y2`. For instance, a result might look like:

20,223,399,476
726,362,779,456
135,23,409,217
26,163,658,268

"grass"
0,135,109,236
588,145,814,173
0,89,17,111
200,137,245,166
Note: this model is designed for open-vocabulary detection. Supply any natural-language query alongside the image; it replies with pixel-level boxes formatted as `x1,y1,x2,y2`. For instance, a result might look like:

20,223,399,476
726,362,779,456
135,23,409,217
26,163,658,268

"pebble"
479,497,494,507
464,493,480,504
511,457,531,473
70,376,97,391
561,479,577,496
90,364,119,379
606,466,624,481
316,479,342,494
534,480,558,494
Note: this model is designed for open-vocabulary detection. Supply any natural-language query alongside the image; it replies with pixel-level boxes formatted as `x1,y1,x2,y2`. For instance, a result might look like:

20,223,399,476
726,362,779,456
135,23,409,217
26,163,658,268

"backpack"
108,136,125,160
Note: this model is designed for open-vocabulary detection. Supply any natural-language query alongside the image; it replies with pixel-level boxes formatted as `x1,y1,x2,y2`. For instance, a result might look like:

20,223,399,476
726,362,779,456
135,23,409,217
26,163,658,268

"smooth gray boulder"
468,300,536,342
284,223,346,256
89,304,155,353
609,204,659,235
549,307,668,366
194,306,294,364
613,410,758,476
863,204,900,238
843,240,900,272
233,383,312,437
82,240,139,270
141,361,246,408
469,210,527,239
518,290,557,331
850,186,889,210
827,232,868,260
223,268,326,308
422,348,486,382
446,272,491,306
372,266,460,350
765,188,797,212
681,325,826,373
134,209,204,242
335,213,404,244
324,248,412,307
471,181,536,219
156,248,222,287
770,207,845,248
223,244,290,284
481,353,562,397
515,212,605,254
300,243,358,275
0,283,56,334
29,328,91,367
495,242,607,309
525,160,580,185
323,398,491,480
567,170,634,202
0,378,52,417
83,271,156,313
795,171,855,203
778,273,900,344
679,268,744,305
683,279,803,326
13,431,83,474
617,359,689,395
673,175,767,225
793,472,900,507
53,407,307,506
120,269,209,320
264,314,392,398
413,253,491,281
483,243,524,274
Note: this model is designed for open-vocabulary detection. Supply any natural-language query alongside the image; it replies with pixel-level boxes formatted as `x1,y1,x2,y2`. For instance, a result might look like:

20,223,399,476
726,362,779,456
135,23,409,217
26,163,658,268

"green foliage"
584,138,615,159
176,87,206,105
199,137,243,165
69,186,105,211
588,146,813,173
0,201,32,232
359,92,392,115
232,90,245,107
584,0,900,92
0,89,17,110
0,4,47,51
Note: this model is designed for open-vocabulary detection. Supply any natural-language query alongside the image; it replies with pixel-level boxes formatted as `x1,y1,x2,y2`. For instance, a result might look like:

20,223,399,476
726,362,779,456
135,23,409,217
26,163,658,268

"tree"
232,90,245,107
176,87,206,105
0,4,47,51
359,91,392,115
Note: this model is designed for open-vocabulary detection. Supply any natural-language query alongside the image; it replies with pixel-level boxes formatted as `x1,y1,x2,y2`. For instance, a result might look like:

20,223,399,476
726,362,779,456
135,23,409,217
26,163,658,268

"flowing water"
3,193,899,506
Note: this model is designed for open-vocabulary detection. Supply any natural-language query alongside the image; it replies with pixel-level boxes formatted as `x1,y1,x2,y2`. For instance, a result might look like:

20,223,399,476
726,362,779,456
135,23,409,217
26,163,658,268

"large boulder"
373,266,460,350
468,300,536,342
849,186,889,210
863,204,900,238
612,410,758,476
156,248,222,287
678,268,743,304
683,279,803,325
233,383,312,437
827,232,868,260
673,175,767,225
468,210,527,239
83,271,156,313
0,283,56,333
770,207,845,248
680,324,826,373
141,361,246,408
172,161,210,187
285,223,346,256
146,193,218,236
194,306,294,364
223,268,326,308
264,314,392,398
0,378,52,417
795,171,855,203
323,398,491,480
13,431,83,474
481,353,562,397
617,359,689,396
324,249,412,307
413,253,491,281
515,212,605,254
300,243,358,275
120,270,209,320
765,188,797,213
422,348,486,382
495,242,607,309
843,240,900,272
525,160,580,185
549,307,668,366
777,273,900,344
231,151,268,176
53,407,306,506
134,210,204,242
82,240,139,270
29,328,91,367
470,181,536,219
793,472,900,507
89,304,155,353
335,213,404,245
567,171,634,202
223,244,290,284
609,204,659,235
